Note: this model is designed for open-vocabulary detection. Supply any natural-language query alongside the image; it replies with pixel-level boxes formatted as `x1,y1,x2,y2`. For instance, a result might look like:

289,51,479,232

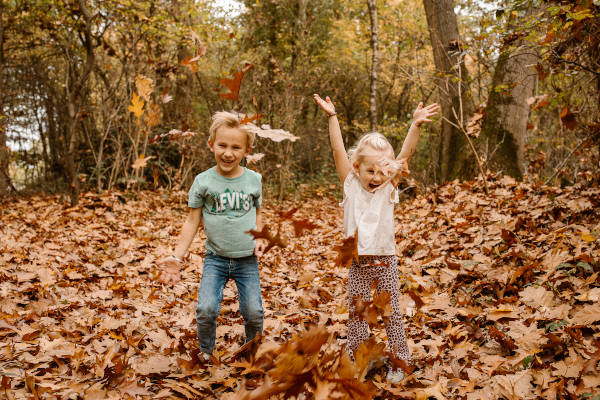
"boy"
159,111,266,360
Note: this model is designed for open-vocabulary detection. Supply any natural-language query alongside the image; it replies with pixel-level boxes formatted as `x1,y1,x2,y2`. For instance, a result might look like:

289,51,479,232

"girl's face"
353,150,392,192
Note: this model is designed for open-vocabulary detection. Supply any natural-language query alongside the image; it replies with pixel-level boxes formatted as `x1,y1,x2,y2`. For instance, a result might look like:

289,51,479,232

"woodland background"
0,0,599,203
1,0,600,399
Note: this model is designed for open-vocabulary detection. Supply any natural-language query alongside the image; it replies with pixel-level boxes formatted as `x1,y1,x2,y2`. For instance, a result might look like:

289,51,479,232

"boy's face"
208,126,251,178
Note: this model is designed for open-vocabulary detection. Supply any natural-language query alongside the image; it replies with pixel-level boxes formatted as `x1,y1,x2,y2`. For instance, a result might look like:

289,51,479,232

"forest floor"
1,174,599,399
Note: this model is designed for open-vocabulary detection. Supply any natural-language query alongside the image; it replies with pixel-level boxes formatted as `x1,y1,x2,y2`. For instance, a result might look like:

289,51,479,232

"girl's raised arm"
396,102,440,162
313,94,351,184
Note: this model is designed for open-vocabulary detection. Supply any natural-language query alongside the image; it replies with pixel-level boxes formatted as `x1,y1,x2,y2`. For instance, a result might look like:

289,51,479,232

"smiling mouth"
369,183,381,190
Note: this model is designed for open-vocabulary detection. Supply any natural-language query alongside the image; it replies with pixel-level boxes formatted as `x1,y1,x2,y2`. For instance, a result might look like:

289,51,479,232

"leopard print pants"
346,255,411,362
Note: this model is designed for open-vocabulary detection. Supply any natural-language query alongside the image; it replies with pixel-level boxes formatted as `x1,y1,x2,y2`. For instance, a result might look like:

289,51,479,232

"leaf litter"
0,173,599,399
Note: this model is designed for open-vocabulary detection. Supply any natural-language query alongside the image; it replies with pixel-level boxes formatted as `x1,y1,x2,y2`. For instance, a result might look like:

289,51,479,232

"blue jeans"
196,252,263,354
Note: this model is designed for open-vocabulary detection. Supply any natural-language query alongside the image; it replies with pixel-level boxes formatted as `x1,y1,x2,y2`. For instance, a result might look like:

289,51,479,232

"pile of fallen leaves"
1,173,599,399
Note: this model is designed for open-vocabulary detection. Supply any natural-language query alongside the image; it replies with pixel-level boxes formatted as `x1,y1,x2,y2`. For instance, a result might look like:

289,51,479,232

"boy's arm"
159,207,202,284
313,94,351,184
173,208,203,259
254,207,266,256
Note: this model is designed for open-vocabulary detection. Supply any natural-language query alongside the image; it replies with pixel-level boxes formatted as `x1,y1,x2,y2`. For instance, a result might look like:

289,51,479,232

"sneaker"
200,352,211,363
386,368,404,384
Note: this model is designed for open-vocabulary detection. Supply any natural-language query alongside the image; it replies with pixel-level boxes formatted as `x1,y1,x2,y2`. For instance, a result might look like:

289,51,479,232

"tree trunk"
0,0,10,197
63,0,96,206
423,0,474,182
478,23,537,179
367,0,378,131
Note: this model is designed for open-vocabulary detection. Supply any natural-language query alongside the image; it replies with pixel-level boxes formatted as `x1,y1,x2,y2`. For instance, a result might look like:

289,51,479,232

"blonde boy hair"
348,132,394,166
208,111,256,148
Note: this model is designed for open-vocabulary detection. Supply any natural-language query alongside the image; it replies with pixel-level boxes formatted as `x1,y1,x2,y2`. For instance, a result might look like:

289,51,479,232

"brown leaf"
135,74,154,102
488,325,516,352
247,225,287,254
131,154,154,169
241,113,264,125
334,231,358,268
220,65,254,100
291,218,319,237
128,92,145,118
559,105,578,130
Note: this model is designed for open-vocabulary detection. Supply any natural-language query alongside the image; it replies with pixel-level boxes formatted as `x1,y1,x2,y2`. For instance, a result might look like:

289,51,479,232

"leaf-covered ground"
1,174,599,399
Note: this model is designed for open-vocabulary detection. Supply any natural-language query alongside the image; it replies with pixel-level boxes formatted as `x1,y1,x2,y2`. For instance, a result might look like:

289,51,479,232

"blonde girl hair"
208,111,256,148
348,132,395,166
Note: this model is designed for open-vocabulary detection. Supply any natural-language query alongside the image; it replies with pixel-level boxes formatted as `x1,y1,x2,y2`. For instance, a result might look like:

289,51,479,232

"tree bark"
0,0,10,197
366,0,378,131
423,0,474,182
63,0,96,206
478,23,537,179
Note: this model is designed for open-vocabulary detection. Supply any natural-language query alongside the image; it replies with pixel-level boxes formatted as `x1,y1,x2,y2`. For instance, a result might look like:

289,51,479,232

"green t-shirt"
188,167,262,258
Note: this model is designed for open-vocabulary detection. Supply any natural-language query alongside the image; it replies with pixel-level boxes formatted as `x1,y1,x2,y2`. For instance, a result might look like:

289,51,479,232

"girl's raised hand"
413,102,440,127
313,94,336,117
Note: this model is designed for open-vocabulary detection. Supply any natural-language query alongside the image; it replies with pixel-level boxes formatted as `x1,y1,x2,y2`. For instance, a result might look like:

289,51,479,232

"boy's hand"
158,256,182,285
413,102,440,127
255,239,267,257
313,94,336,117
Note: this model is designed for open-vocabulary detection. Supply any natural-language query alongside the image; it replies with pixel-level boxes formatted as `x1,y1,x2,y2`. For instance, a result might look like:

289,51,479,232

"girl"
313,93,439,383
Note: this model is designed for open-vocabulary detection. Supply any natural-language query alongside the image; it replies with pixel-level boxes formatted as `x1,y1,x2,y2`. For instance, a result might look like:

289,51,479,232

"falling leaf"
535,63,549,81
160,91,173,104
290,218,319,237
276,208,298,220
181,56,199,73
527,94,550,110
131,154,154,169
354,338,386,378
220,65,253,101
244,123,300,142
149,129,197,144
246,153,265,165
144,102,161,127
334,232,358,268
241,113,264,125
128,92,145,119
559,106,577,130
247,225,287,254
378,158,408,178
135,74,154,102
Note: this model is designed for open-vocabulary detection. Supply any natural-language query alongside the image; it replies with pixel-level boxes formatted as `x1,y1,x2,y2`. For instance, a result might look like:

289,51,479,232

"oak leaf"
247,225,287,254
181,55,199,73
135,74,154,102
560,105,577,130
220,64,253,101
144,102,160,127
132,154,154,169
334,232,358,268
291,218,319,237
246,153,265,165
128,92,145,119
241,113,264,125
